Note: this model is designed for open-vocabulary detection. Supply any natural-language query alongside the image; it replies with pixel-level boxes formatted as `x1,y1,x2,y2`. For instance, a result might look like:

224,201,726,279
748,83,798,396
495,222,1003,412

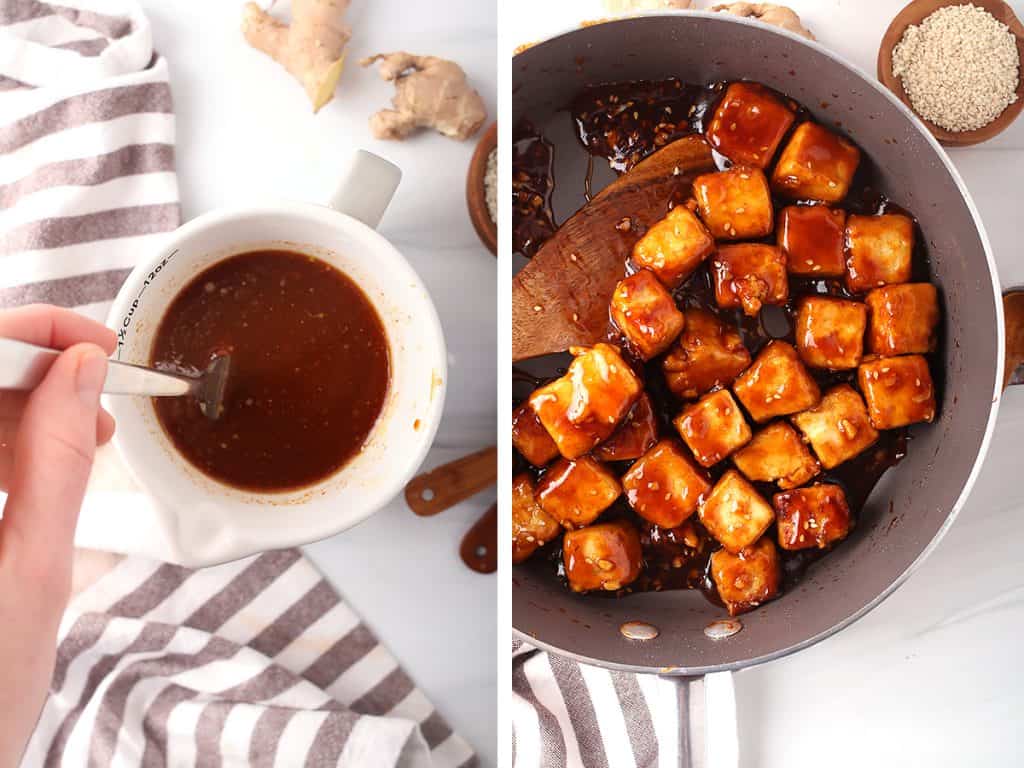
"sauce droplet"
704,619,743,640
620,621,660,641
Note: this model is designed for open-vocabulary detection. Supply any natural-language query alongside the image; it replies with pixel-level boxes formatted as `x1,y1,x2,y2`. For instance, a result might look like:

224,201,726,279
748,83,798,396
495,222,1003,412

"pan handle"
671,672,739,768
1004,291,1024,388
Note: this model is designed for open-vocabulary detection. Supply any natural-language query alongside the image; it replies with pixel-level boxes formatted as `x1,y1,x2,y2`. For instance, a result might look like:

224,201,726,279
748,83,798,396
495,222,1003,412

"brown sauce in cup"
151,249,389,491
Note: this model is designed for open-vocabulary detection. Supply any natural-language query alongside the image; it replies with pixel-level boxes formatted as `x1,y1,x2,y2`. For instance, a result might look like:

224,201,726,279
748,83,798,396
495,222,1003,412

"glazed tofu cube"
845,214,914,293
662,309,751,400
792,385,879,469
700,470,774,553
774,483,852,551
732,421,820,490
610,269,685,360
622,439,712,528
512,402,559,467
711,244,788,317
512,472,562,564
777,204,847,277
529,343,642,459
858,355,936,429
563,520,643,593
733,341,821,422
632,204,715,288
706,82,796,168
865,283,940,355
594,393,659,462
693,166,774,240
710,538,782,616
674,389,752,467
794,296,868,370
536,456,622,530
771,121,861,203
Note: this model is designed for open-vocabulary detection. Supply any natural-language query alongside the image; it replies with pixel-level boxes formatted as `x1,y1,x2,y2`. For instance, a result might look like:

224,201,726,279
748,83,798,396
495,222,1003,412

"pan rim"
511,11,1006,676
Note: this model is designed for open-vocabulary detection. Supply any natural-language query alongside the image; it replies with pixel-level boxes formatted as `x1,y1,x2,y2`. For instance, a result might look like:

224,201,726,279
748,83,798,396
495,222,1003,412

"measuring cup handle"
328,150,402,230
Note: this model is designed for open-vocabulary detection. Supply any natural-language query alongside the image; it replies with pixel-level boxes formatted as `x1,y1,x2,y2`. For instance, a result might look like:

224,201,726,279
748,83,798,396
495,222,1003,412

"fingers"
0,304,116,354
1,391,116,444
0,344,108,586
97,409,116,446
0,392,116,491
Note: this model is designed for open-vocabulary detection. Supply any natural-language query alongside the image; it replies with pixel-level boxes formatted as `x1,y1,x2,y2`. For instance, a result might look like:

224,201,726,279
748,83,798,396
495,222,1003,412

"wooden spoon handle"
460,502,497,574
1004,290,1024,388
404,446,498,516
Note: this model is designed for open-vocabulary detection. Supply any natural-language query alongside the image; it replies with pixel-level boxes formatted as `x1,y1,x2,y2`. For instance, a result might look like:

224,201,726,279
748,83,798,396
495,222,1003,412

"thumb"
1,344,108,573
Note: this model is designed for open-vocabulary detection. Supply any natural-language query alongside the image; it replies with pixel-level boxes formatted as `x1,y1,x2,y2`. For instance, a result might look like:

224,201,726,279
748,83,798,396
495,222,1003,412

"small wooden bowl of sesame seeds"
467,121,498,256
878,0,1024,146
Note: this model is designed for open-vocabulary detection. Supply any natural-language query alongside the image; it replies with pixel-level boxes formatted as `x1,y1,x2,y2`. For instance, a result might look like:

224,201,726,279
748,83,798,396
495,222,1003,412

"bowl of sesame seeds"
467,121,498,255
878,0,1024,146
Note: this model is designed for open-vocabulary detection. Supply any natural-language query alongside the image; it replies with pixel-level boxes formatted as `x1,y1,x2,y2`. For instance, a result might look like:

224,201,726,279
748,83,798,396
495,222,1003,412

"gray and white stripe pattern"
512,640,680,768
24,550,475,767
0,0,177,324
513,639,739,768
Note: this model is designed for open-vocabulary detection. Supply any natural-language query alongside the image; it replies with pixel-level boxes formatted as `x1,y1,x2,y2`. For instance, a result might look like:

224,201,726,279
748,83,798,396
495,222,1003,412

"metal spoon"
0,338,231,420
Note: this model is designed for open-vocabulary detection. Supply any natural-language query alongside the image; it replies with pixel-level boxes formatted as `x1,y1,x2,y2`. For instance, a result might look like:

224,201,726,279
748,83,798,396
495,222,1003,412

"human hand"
0,305,114,768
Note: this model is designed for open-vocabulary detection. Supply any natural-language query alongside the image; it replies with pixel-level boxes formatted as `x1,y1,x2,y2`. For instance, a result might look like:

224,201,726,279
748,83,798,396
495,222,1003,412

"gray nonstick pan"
511,9,1024,754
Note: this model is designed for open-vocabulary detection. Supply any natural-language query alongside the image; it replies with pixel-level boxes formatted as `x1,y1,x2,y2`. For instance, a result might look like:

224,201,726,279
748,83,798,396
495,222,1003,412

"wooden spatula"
404,446,497,516
512,135,715,362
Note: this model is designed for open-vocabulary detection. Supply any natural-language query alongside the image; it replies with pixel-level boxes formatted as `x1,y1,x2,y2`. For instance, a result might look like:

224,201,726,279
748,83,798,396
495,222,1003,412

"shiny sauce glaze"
152,250,389,491
512,79,927,603
512,121,558,258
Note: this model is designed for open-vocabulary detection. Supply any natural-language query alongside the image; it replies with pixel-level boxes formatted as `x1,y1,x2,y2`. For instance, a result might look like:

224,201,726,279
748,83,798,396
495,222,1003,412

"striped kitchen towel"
23,549,476,767
1,0,188,561
0,0,178,324
2,3,475,766
512,639,738,768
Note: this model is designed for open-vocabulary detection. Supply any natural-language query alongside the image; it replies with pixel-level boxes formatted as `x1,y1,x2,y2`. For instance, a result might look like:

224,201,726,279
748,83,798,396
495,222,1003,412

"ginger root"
711,3,814,39
242,0,351,112
360,52,487,141
603,0,692,10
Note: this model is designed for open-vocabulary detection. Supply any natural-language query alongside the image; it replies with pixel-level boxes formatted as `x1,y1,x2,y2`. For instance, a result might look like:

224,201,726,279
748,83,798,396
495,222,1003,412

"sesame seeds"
891,4,1020,132
838,418,858,439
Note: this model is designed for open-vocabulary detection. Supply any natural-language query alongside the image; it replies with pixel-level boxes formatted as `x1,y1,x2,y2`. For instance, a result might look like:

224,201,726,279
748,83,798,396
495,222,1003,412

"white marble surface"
510,2,1024,765
139,0,497,763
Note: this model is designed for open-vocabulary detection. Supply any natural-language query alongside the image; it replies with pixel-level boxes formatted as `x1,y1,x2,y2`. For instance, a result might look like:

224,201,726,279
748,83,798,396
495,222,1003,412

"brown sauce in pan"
572,79,720,172
513,79,931,604
512,121,558,258
152,250,389,491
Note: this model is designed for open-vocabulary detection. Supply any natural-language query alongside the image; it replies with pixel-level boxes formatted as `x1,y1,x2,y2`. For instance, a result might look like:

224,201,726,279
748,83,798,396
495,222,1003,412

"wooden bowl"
466,122,497,256
878,0,1024,146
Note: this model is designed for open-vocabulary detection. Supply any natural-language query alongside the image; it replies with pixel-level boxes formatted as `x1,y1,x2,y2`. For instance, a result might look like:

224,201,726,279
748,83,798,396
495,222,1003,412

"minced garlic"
892,4,1019,133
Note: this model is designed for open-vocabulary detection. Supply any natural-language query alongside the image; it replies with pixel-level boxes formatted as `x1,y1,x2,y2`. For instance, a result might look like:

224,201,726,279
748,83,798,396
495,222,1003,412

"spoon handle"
0,338,192,397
